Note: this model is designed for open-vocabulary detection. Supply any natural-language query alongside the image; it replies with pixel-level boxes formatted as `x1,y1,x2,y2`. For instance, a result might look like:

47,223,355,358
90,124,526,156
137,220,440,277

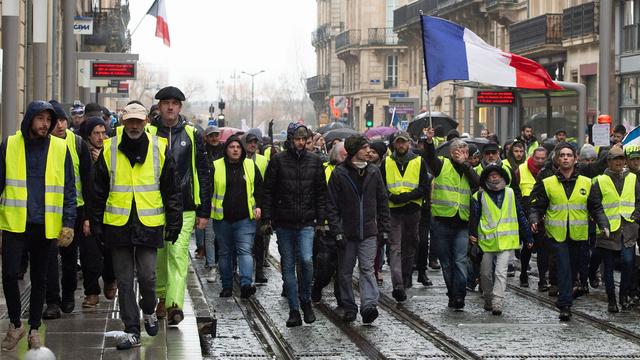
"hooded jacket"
90,130,183,248
211,135,263,222
0,101,76,229
262,124,326,228
149,115,211,218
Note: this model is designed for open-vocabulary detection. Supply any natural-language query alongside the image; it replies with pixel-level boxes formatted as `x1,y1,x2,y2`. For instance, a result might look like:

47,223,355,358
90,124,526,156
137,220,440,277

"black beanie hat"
80,116,106,139
370,140,387,159
344,135,369,156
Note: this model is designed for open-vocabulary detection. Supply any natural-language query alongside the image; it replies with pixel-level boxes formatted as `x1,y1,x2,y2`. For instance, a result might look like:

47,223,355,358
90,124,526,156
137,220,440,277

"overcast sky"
128,0,317,101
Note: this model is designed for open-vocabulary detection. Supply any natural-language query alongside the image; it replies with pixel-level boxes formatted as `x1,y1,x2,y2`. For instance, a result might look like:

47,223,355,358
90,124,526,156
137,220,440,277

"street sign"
117,82,129,94
90,62,136,80
73,17,93,35
476,91,515,106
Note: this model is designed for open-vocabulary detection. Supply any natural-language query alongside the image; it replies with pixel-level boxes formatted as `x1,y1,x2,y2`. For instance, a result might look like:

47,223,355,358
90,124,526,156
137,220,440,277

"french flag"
147,0,170,47
421,16,562,91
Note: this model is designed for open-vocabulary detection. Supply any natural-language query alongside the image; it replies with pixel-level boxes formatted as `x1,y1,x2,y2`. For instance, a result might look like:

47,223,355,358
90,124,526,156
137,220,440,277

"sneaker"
206,267,218,283
286,310,302,327
453,298,465,311
417,270,433,286
42,303,62,319
392,289,407,302
82,294,99,308
116,332,141,350
156,298,167,318
1,323,25,351
361,306,378,324
143,313,159,336
104,281,118,300
428,260,441,270
167,307,184,326
538,281,550,292
27,329,41,349
301,301,316,324
240,285,256,299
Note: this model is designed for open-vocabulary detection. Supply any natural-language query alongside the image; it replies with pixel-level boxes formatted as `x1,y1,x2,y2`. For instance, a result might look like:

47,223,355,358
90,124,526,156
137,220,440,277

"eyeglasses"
71,110,84,116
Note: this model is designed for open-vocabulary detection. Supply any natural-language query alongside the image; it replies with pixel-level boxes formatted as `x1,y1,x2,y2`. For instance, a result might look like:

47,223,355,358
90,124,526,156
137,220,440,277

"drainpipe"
599,0,613,116
2,0,20,137
62,0,75,103
555,81,586,148
33,0,48,100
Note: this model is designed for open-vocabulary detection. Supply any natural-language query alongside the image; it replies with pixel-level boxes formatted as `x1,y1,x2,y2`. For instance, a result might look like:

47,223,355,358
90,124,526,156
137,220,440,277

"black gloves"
164,229,180,244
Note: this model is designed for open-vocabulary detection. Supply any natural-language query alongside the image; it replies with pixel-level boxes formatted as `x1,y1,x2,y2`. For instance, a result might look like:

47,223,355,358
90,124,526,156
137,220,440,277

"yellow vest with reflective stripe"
264,146,272,160
147,124,201,205
211,158,256,220
543,175,591,242
518,162,536,197
0,132,67,238
432,157,471,220
385,157,422,208
596,173,636,232
64,129,84,207
526,140,539,156
102,132,167,227
253,153,268,178
324,163,335,184
473,188,520,252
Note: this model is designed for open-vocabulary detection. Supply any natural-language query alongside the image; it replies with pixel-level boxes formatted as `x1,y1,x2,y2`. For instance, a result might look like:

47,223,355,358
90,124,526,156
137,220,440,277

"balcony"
82,5,131,52
509,14,563,57
485,0,517,8
623,24,640,53
368,28,399,46
335,30,361,53
394,0,438,31
306,75,330,94
383,80,397,89
312,24,330,47
562,2,596,40
484,0,518,26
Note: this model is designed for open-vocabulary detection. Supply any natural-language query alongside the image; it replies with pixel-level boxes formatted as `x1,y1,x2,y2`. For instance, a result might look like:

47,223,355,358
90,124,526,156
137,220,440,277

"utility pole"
241,70,265,128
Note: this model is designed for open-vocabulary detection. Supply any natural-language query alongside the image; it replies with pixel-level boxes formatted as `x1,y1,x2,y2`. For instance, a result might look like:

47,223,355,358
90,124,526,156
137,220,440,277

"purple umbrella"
365,126,398,139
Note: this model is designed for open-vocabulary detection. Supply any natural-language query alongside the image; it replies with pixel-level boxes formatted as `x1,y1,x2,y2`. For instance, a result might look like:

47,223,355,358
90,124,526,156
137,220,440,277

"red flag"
146,0,170,47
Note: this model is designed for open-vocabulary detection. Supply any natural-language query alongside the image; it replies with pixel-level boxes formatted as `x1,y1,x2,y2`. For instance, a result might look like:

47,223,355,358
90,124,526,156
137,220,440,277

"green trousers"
156,211,195,309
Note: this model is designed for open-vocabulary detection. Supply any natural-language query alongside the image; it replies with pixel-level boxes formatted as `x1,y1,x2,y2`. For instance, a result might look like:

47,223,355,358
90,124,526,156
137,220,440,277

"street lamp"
241,70,265,128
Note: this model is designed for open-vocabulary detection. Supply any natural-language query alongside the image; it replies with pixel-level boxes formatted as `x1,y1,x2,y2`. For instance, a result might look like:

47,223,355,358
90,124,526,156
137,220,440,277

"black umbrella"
435,137,490,158
317,121,349,134
323,128,360,143
407,112,458,138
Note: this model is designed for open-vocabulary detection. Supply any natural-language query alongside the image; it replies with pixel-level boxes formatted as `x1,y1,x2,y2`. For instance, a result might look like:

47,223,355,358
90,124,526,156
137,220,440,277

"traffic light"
365,102,374,128
218,99,226,112
218,114,226,127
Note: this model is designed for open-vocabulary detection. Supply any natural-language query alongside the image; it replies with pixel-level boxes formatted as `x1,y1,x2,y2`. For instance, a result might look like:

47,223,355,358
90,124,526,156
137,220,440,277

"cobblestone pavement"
196,240,640,359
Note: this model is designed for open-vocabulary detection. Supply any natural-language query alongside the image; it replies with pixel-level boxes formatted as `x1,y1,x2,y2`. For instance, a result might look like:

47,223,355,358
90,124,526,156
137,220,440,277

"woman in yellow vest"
589,147,640,312
470,165,532,315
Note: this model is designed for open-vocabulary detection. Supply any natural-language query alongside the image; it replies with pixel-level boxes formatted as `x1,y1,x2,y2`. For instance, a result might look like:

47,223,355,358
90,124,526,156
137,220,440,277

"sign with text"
73,17,93,35
592,124,611,147
476,91,515,106
91,62,136,80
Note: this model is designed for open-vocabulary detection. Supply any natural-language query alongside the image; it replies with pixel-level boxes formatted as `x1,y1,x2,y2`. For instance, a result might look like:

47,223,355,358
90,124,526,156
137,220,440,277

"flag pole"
419,11,433,130
120,0,157,52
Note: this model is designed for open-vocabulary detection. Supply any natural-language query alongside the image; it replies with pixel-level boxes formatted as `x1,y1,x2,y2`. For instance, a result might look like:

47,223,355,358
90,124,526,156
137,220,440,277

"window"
622,75,639,106
624,0,636,26
386,55,398,88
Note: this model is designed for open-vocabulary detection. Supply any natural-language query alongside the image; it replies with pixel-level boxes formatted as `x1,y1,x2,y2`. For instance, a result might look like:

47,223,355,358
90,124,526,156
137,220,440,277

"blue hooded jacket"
0,101,76,230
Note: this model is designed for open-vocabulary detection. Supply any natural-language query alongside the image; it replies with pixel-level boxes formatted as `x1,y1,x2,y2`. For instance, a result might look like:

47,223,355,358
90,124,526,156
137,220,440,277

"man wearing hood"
212,135,262,298
42,101,92,319
90,103,183,349
379,131,429,302
474,142,515,186
0,101,77,351
326,135,390,323
262,123,326,327
470,165,532,315
147,86,212,326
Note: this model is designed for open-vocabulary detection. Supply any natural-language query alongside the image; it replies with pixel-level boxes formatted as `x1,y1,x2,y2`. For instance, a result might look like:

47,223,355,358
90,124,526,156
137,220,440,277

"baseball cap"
205,126,220,136
607,146,625,160
625,145,640,159
393,131,411,142
121,103,148,121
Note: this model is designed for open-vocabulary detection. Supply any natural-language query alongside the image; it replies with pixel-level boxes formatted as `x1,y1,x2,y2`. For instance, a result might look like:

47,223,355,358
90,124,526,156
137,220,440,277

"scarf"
485,177,507,191
527,156,543,177
481,158,502,169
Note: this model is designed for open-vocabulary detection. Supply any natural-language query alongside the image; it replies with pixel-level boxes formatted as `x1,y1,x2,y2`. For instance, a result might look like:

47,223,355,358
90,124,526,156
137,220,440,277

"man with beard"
516,124,540,157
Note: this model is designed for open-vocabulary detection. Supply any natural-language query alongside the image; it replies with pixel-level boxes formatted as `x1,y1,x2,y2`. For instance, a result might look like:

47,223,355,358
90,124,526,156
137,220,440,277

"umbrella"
323,128,360,143
219,127,244,142
364,126,397,139
317,121,349,134
435,137,490,158
407,112,458,138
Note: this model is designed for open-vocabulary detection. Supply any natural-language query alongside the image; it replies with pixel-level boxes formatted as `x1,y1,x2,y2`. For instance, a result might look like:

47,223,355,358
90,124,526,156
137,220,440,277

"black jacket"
148,116,211,218
0,101,77,231
326,160,391,241
262,143,326,228
68,132,92,221
90,132,183,248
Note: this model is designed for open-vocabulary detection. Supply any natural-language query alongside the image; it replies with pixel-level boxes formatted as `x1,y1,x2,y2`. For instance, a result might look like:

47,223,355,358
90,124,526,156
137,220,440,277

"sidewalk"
0,254,206,359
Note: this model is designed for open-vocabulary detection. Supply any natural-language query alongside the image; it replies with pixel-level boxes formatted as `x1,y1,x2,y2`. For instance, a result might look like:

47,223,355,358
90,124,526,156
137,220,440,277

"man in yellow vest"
516,124,539,157
42,104,92,319
470,165,532,315
148,86,212,326
212,135,263,298
0,101,77,351
424,129,480,310
529,143,606,321
90,103,183,350
589,146,640,312
379,131,429,303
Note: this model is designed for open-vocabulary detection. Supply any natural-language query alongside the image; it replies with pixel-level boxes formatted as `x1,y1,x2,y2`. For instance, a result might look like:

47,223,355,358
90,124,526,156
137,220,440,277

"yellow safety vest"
64,129,84,207
264,146,272,160
324,163,335,184
211,158,256,220
526,140,539,156
253,153,268,178
595,173,637,232
102,132,167,227
385,157,422,208
543,175,591,241
473,187,520,252
474,163,512,185
432,157,471,220
0,132,67,239
147,124,201,205
518,162,536,197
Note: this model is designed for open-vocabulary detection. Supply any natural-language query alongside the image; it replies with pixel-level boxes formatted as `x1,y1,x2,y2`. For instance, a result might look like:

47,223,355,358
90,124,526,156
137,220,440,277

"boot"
519,273,529,288
417,270,433,286
43,304,62,320
392,289,407,302
286,310,302,327
255,269,268,284
300,301,316,324
559,306,572,321
608,294,619,313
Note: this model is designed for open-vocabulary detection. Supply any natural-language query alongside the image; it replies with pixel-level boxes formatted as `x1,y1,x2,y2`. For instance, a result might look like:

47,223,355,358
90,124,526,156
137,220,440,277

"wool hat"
370,140,387,159
344,135,369,156
79,116,106,139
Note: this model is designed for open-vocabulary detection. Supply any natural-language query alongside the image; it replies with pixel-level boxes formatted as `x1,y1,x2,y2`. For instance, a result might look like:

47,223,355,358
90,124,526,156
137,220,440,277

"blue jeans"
276,227,314,311
602,246,635,299
195,221,216,267
431,218,468,299
546,237,586,308
213,218,256,289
